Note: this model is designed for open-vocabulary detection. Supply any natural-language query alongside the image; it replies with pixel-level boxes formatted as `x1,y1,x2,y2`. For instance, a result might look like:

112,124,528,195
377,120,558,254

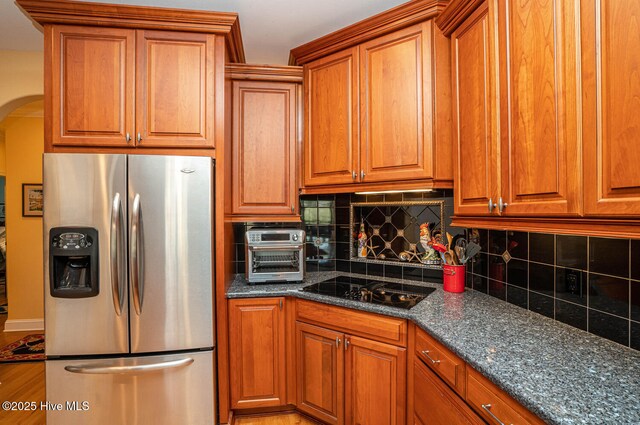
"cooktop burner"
301,275,435,309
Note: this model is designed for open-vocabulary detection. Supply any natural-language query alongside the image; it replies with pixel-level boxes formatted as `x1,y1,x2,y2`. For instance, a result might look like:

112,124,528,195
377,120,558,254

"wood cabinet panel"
415,326,466,396
466,367,545,425
231,80,297,216
51,26,135,147
360,23,432,182
296,299,407,347
497,0,580,215
304,47,359,186
296,321,344,425
136,30,215,148
413,360,483,425
583,0,640,216
229,298,287,409
345,336,406,425
451,3,497,216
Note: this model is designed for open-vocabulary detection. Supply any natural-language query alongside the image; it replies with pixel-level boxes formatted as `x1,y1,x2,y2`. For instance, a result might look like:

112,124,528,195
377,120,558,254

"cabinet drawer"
466,367,544,425
415,327,465,396
413,360,483,425
296,299,407,346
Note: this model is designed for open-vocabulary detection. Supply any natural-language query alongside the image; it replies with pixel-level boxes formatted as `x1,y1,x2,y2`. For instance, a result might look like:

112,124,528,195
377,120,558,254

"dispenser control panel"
52,232,93,249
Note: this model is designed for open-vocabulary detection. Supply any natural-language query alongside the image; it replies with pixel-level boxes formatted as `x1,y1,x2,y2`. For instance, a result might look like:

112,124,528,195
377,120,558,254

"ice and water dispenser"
49,227,99,298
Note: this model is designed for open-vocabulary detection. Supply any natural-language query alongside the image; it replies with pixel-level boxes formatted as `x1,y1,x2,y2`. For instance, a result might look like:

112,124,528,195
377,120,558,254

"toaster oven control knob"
292,234,299,242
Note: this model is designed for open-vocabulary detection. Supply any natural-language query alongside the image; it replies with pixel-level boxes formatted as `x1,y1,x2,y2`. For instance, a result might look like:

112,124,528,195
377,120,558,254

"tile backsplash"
466,229,640,351
232,193,639,352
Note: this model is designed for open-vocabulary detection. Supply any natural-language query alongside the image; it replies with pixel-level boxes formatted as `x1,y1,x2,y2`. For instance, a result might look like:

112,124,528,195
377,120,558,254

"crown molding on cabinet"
288,0,448,65
226,64,303,82
435,0,485,36
16,0,246,62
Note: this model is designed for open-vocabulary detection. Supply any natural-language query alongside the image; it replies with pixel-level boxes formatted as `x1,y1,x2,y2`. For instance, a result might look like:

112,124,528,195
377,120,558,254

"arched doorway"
0,95,44,337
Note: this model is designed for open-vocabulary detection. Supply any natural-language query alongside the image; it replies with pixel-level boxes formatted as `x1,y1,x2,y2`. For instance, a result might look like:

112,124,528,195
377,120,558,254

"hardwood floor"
0,311,46,425
234,412,321,425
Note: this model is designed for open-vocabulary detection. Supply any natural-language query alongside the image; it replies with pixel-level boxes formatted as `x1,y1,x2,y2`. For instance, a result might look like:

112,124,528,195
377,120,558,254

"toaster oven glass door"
247,245,304,282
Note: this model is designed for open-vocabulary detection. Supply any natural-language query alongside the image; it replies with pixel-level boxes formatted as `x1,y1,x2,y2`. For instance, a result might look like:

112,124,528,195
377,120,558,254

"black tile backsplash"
556,235,587,270
529,233,554,265
589,237,629,278
468,228,640,351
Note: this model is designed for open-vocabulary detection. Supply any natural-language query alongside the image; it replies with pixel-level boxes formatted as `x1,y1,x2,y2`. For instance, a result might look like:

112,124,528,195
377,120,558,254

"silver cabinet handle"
110,193,125,316
498,197,508,213
291,206,295,213
126,133,131,143
481,404,508,425
130,193,144,315
65,358,194,375
279,299,283,310
136,132,142,143
352,171,357,180
336,337,341,347
360,170,365,180
421,350,440,364
488,198,496,213
345,339,350,350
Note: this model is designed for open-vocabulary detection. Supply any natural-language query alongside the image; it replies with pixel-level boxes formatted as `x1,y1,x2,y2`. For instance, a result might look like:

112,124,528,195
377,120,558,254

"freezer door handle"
64,357,194,374
110,193,125,316
130,193,144,315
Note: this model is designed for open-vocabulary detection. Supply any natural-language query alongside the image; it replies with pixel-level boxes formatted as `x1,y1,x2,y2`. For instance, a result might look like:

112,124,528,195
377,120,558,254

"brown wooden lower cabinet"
295,314,407,425
466,367,545,425
296,321,344,425
228,298,287,410
412,359,483,425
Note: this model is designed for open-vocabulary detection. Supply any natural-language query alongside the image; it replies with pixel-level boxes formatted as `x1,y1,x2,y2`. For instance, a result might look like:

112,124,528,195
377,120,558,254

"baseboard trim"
3,319,45,332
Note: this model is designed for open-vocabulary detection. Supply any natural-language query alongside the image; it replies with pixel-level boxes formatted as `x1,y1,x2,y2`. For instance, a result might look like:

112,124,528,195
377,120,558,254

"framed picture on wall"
22,183,43,217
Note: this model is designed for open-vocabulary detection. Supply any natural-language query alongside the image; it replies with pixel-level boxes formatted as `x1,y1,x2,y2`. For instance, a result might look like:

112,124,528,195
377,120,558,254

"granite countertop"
227,271,640,425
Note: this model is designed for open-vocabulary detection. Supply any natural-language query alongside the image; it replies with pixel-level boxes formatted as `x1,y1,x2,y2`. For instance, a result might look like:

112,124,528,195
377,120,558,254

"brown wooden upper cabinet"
582,0,640,216
298,14,452,191
448,0,580,217
50,26,216,148
228,65,302,221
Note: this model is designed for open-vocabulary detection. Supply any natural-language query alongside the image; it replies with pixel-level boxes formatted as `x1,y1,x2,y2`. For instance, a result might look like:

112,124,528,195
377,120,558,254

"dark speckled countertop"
227,271,640,425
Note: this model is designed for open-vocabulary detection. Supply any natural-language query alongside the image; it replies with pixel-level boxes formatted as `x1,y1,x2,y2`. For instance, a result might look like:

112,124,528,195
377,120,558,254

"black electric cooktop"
301,275,435,310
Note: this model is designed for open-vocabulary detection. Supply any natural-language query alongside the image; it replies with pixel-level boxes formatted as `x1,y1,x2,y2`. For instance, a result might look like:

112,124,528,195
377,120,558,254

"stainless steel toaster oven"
245,229,305,283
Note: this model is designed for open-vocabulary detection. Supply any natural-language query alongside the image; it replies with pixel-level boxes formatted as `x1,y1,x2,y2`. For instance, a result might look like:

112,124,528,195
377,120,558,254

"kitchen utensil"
446,232,454,248
444,251,454,265
455,246,466,263
463,241,481,261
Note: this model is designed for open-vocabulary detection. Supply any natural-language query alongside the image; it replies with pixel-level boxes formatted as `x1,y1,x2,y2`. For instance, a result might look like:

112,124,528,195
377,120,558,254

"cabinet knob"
335,337,341,347
498,197,508,213
352,171,357,180
137,132,142,143
291,206,295,213
360,170,365,180
345,339,350,350
488,198,496,213
126,133,131,143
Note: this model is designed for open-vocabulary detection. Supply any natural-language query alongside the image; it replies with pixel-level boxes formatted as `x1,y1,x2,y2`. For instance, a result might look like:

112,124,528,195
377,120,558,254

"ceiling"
4,0,409,64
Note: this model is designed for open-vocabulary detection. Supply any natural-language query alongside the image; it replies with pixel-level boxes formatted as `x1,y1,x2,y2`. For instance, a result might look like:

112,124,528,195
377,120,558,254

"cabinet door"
232,80,298,216
136,30,216,148
582,0,640,216
345,336,406,425
412,360,483,425
229,298,286,409
304,47,359,186
359,23,432,183
51,26,135,147
296,322,344,425
496,0,580,215
452,3,499,216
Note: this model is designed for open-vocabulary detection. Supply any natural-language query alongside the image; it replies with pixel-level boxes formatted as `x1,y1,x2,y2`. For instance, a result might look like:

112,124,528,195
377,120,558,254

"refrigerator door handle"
64,357,194,375
131,193,144,315
110,193,125,316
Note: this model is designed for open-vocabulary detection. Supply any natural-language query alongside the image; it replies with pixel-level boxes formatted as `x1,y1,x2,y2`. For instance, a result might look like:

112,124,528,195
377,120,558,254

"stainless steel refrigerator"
43,153,215,425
